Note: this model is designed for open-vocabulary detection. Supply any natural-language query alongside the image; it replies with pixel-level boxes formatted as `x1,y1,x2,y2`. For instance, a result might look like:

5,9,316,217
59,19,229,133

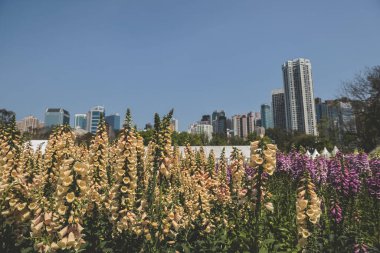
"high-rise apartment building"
188,122,213,140
74,114,87,130
261,104,274,129
170,118,179,132
315,97,329,123
247,112,255,134
212,110,227,136
87,106,105,134
240,115,248,138
231,112,256,139
282,58,317,135
44,108,70,127
201,115,211,124
106,113,121,132
272,89,286,129
325,99,357,134
17,115,43,133
232,115,241,137
254,112,262,127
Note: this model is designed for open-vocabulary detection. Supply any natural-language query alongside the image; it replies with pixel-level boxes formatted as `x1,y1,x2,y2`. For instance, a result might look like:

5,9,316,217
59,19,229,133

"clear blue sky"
1,0,379,131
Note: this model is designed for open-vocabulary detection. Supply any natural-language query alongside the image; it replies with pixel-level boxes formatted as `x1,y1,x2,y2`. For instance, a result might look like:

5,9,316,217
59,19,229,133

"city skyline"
1,1,379,131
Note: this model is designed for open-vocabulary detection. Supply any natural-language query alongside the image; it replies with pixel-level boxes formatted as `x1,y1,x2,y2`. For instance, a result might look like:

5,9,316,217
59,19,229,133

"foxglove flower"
330,201,343,224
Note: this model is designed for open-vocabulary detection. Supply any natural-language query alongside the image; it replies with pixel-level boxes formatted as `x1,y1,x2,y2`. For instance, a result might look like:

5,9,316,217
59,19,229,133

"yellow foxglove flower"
57,237,68,249
66,192,75,203
28,202,37,210
123,177,130,184
67,232,76,247
58,205,67,216
298,199,308,210
58,226,69,239
9,198,17,207
301,229,311,238
121,186,128,193
63,176,73,187
264,202,274,212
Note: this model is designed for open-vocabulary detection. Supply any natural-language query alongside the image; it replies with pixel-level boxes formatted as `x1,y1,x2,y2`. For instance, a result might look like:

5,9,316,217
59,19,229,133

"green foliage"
343,65,380,151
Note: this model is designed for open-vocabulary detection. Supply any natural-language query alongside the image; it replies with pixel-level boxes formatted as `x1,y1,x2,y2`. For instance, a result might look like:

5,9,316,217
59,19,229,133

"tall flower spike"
88,115,109,209
296,171,322,248
53,159,88,251
229,147,245,202
217,148,230,203
0,116,32,247
109,110,138,235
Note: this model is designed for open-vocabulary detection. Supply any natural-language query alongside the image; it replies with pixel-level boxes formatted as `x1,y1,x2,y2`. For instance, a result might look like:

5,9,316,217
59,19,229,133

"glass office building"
87,106,105,134
44,108,70,127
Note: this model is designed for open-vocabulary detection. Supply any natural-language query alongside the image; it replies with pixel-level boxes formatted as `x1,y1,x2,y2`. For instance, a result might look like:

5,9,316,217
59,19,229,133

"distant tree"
209,133,228,145
171,131,209,146
343,66,380,151
26,126,54,140
246,132,258,143
316,119,336,151
0,109,15,125
139,129,154,146
290,134,317,151
266,128,291,151
228,136,245,145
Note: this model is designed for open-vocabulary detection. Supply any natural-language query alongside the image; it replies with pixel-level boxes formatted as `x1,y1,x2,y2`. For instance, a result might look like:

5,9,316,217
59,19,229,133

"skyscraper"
170,118,179,132
261,104,274,129
240,114,248,138
327,100,357,135
247,112,255,134
212,110,227,136
188,121,213,141
16,115,43,133
232,115,241,137
315,97,329,123
282,58,317,135
74,114,87,130
87,106,105,134
106,113,121,131
44,108,70,127
272,89,286,129
201,115,211,124
231,112,256,139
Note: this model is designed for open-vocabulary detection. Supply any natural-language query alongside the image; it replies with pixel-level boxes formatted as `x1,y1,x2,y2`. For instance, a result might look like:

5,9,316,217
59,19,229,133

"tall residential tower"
271,89,286,130
282,58,317,135
261,104,274,129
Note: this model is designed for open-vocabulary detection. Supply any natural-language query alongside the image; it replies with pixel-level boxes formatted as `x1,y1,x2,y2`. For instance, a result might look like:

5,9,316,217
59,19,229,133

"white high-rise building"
188,122,213,141
232,115,241,137
282,58,317,135
16,115,43,133
87,106,105,134
170,118,179,132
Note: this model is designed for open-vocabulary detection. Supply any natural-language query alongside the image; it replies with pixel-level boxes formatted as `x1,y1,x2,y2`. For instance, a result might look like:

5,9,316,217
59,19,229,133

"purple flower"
289,151,307,180
327,153,350,196
330,201,343,224
356,153,370,175
314,157,328,185
354,243,368,253
244,165,255,177
305,156,317,181
367,158,380,200
345,154,361,195
276,152,291,174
